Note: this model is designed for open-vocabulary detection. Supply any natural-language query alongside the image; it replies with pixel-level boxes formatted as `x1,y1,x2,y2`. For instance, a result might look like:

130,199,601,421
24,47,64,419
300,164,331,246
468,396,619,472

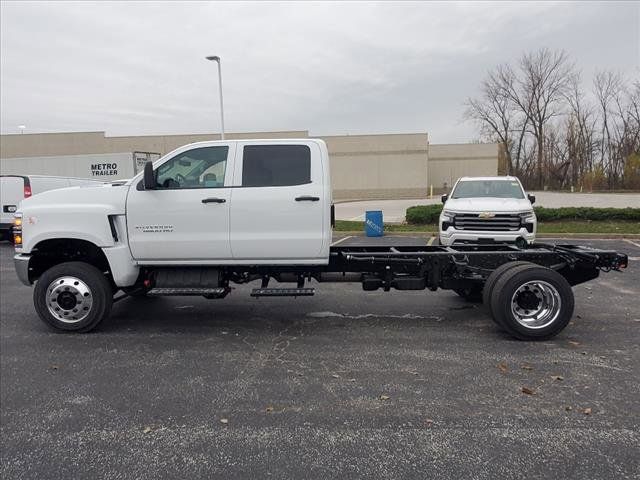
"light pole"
205,55,225,140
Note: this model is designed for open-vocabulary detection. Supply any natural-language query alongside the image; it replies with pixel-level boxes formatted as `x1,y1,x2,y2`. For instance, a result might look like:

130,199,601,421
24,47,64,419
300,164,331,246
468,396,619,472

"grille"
453,213,521,231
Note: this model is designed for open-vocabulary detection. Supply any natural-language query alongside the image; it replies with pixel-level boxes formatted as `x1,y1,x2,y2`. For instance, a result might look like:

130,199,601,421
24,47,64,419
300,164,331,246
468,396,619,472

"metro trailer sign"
90,163,119,176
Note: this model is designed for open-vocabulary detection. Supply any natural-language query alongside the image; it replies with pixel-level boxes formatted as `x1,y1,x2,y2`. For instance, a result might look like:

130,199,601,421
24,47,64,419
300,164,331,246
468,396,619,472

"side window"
155,146,228,189
242,145,311,187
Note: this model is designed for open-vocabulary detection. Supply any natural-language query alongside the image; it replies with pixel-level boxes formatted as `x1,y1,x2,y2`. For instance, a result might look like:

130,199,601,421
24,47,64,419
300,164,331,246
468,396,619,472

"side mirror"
527,194,536,205
143,161,156,190
441,194,448,204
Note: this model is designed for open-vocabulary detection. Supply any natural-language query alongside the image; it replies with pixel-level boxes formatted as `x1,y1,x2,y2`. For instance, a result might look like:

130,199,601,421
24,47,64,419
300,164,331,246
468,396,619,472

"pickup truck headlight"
440,210,455,230
520,211,536,233
440,210,455,222
519,210,536,223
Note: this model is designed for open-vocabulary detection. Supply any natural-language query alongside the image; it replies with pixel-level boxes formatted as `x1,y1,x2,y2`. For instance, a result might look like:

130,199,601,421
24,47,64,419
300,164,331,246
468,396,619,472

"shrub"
406,204,443,224
405,205,640,224
534,207,640,222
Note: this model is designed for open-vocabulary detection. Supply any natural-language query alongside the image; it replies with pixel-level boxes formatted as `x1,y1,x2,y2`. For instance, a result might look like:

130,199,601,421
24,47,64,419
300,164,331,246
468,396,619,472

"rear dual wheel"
485,263,574,340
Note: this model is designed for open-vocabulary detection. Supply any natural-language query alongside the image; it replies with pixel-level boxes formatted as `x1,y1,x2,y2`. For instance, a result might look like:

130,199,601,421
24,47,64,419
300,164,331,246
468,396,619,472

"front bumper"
439,228,535,246
14,254,31,286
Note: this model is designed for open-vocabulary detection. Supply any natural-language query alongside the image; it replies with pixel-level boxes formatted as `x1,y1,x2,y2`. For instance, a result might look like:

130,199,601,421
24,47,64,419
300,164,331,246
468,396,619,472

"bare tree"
504,49,574,188
564,73,597,188
465,50,639,190
464,64,528,175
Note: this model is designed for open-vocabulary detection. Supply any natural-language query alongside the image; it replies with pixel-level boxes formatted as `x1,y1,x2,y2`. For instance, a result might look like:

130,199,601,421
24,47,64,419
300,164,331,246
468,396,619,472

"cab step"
148,287,227,297
250,287,315,297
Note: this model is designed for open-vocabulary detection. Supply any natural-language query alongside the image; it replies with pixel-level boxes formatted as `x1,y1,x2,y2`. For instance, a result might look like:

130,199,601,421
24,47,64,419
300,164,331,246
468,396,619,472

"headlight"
441,210,455,222
520,210,536,224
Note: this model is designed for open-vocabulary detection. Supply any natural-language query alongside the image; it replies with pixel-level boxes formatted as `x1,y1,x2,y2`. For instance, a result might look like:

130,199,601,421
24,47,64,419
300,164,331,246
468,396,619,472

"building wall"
0,131,499,200
0,130,309,158
0,153,137,180
428,143,500,192
321,133,430,200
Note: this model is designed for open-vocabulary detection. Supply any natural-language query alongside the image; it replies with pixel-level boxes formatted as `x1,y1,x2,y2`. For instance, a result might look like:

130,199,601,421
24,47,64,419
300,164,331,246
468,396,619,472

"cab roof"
457,176,520,182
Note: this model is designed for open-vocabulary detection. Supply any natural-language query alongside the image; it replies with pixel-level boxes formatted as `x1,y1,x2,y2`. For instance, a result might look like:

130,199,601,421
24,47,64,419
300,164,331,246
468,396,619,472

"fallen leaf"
424,418,434,426
551,375,564,381
582,408,592,415
49,365,59,371
220,418,229,424
565,406,572,411
331,374,340,379
521,364,534,371
521,387,536,395
581,351,587,355
497,362,508,373
568,340,581,346
265,406,274,413
142,426,153,434
380,395,390,401
349,378,356,382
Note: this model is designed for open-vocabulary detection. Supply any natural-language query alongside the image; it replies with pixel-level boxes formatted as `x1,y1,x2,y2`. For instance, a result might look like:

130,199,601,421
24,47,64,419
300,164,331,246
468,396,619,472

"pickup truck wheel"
490,264,574,341
34,262,113,332
482,261,534,320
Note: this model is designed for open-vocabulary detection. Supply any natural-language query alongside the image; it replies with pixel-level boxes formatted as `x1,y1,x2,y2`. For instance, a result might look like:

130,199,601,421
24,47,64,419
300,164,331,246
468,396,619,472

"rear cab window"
240,145,311,187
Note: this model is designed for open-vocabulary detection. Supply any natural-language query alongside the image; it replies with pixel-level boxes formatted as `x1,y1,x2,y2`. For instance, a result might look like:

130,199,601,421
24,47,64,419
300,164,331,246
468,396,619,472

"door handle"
295,196,320,202
202,197,226,204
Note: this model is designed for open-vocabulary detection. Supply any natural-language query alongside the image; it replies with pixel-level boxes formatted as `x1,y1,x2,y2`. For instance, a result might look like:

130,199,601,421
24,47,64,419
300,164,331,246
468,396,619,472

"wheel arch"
27,238,111,284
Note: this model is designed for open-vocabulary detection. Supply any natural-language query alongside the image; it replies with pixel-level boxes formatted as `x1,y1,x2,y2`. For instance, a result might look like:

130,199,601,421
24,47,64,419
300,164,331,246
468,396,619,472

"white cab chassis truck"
12,139,628,340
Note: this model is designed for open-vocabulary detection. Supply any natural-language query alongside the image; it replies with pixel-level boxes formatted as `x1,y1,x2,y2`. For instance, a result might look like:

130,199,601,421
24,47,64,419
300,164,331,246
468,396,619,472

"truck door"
126,144,235,261
229,142,325,260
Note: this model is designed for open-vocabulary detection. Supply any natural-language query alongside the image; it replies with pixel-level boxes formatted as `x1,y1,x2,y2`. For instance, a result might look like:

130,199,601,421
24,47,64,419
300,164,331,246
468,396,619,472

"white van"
1,175,104,241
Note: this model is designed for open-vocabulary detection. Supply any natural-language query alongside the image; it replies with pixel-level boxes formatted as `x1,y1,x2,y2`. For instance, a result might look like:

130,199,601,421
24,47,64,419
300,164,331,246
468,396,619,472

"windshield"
451,180,525,199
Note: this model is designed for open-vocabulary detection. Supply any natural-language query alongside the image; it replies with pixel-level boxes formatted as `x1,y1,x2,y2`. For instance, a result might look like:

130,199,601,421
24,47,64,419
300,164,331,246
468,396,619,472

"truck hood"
19,183,129,214
444,197,533,213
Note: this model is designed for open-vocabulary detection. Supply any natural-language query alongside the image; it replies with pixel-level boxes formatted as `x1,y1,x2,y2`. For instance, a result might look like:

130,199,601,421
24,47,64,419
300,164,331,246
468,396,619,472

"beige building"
0,130,498,200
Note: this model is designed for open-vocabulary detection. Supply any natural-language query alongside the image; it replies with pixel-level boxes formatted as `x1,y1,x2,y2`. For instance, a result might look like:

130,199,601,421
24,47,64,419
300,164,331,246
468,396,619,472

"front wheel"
34,262,113,332
490,264,574,341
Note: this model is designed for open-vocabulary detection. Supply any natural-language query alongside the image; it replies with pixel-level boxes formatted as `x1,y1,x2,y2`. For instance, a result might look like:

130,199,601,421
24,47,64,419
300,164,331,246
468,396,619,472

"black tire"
482,261,534,315
490,264,574,341
34,261,113,332
453,286,483,302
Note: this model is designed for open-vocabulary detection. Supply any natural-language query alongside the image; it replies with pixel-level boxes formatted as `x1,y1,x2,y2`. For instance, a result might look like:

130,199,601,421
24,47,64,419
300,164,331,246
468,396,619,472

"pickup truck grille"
452,213,521,232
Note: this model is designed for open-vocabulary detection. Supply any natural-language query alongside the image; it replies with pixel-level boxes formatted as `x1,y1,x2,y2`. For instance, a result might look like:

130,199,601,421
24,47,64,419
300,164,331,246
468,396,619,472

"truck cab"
126,139,332,264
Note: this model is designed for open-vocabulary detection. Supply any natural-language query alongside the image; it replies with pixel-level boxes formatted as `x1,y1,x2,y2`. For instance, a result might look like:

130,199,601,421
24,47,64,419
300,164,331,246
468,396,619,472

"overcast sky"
1,1,638,143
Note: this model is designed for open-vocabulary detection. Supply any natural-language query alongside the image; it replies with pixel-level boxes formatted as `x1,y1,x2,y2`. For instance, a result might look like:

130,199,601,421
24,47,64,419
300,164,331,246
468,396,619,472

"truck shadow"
99,294,508,339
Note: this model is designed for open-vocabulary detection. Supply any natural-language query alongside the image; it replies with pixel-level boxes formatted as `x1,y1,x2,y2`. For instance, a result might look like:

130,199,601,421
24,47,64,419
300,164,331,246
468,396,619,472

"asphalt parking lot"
1,239,639,479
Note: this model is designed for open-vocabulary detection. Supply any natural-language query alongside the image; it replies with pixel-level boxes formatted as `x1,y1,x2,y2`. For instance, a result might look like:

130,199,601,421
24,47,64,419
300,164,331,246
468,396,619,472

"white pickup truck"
439,176,537,246
12,139,628,340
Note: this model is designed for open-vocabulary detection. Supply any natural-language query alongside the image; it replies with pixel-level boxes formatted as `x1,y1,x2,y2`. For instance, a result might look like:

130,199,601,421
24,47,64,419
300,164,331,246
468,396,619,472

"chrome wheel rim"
46,276,93,323
510,280,561,329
